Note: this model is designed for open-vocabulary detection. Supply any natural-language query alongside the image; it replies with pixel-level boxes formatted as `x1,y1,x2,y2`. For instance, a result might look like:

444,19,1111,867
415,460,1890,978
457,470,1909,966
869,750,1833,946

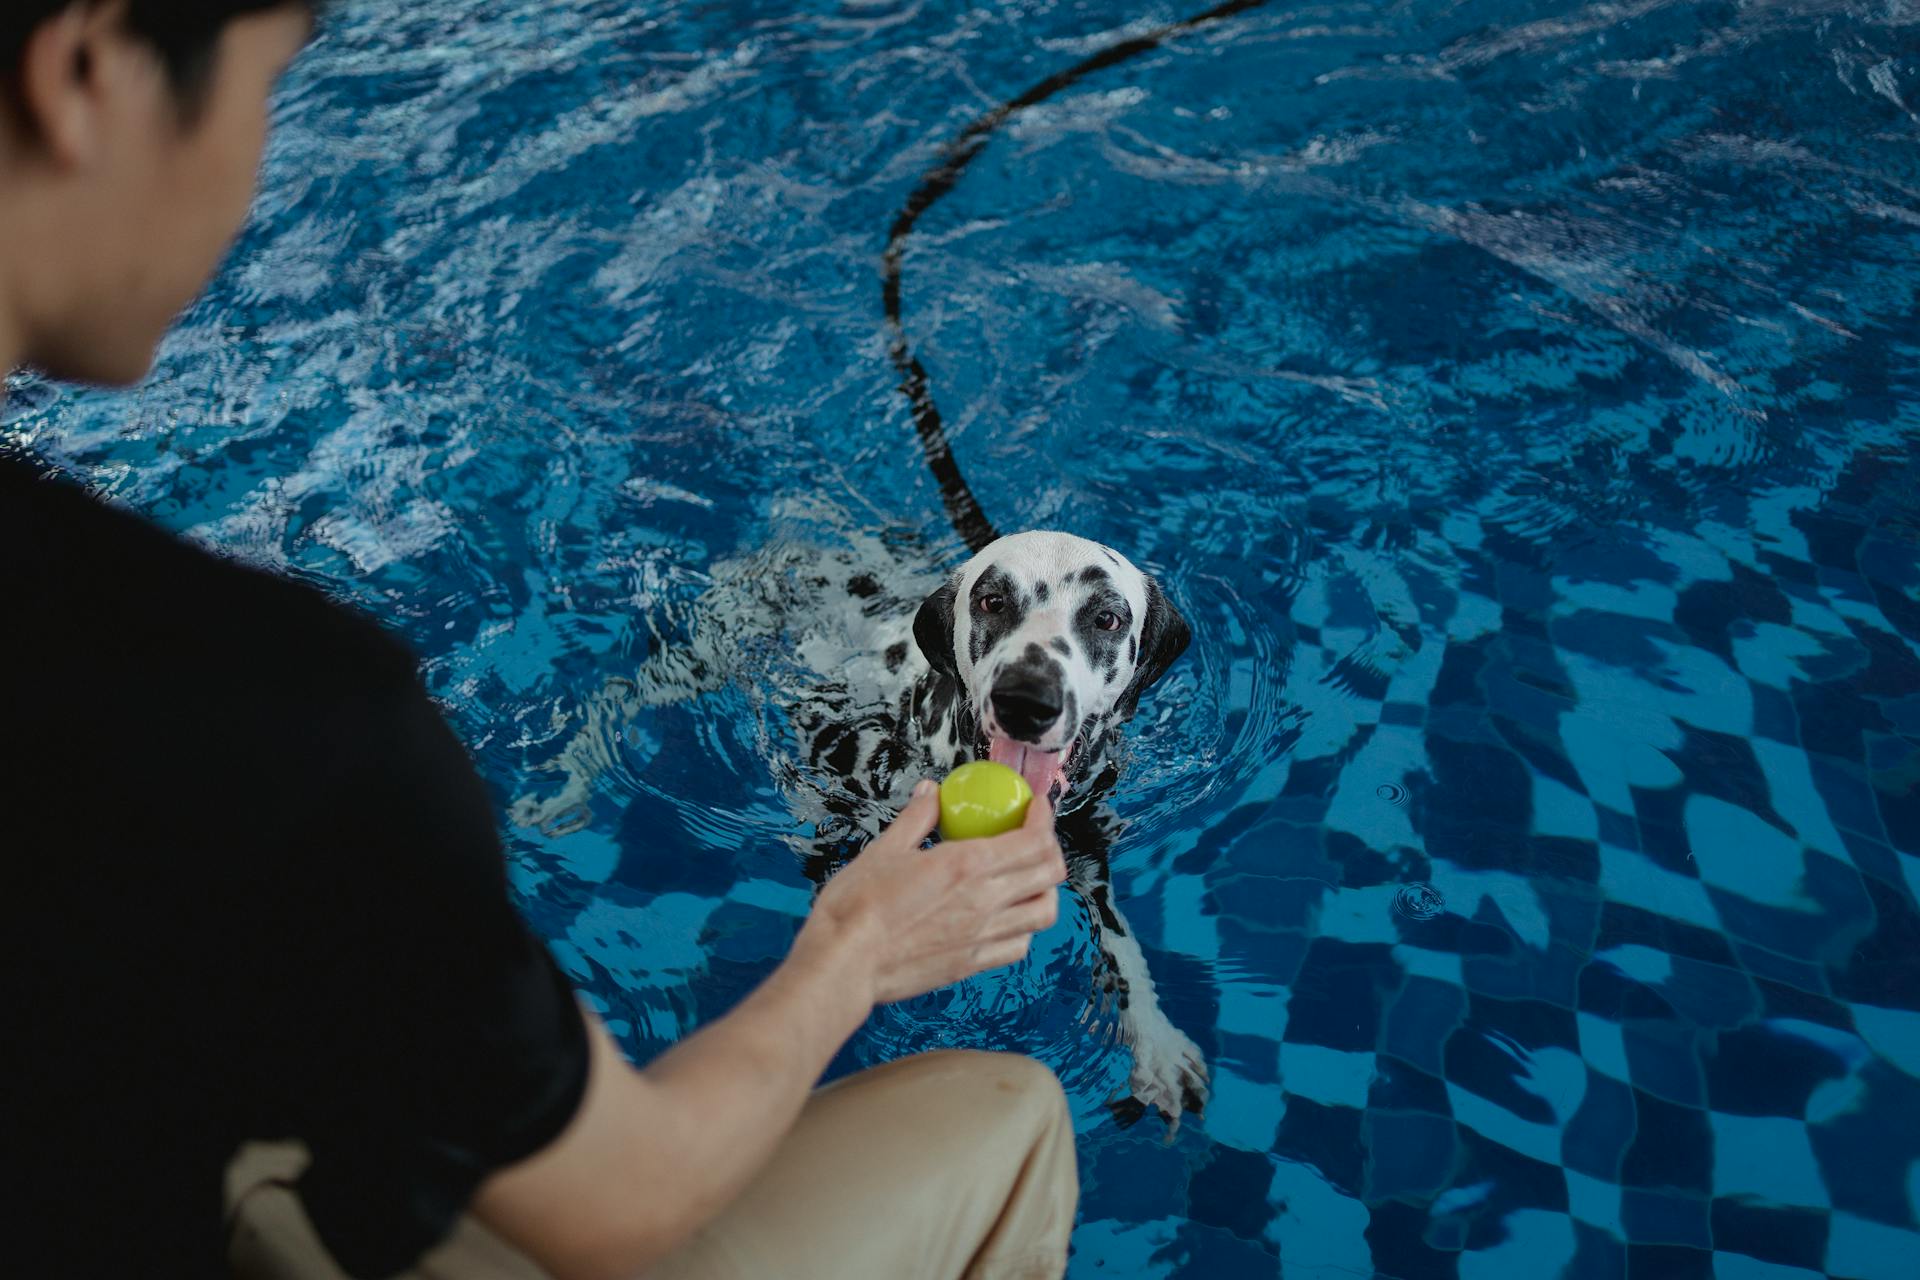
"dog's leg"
509,642,726,835
509,676,644,836
1067,852,1210,1137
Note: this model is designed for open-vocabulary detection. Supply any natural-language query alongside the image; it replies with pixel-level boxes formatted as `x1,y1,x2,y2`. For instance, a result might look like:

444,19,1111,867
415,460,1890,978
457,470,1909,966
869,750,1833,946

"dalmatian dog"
514,527,1208,1129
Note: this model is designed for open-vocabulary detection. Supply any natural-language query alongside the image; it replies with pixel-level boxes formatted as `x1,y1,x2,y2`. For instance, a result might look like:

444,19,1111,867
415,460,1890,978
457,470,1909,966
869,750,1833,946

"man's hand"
806,780,1067,1005
474,782,1066,1279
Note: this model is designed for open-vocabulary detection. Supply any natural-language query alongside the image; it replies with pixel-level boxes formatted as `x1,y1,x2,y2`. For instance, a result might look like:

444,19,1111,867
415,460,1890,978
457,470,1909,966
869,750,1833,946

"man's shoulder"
0,452,416,691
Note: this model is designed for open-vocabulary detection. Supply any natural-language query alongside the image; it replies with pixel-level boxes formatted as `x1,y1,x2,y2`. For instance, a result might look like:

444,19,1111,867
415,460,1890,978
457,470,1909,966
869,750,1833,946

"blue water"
7,1,1920,1276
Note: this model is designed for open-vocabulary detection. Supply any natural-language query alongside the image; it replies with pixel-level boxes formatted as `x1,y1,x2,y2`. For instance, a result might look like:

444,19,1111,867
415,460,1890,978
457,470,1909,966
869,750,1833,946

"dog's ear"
1120,577,1191,714
913,577,961,678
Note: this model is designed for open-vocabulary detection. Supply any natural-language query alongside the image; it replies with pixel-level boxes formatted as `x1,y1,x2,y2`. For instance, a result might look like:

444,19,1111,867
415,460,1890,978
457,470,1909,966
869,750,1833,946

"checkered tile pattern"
1070,481,1920,1279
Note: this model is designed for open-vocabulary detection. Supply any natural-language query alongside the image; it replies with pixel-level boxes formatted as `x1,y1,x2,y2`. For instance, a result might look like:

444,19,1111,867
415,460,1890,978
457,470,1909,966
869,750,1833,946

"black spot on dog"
912,674,957,728
823,727,861,777
1050,637,1071,656
1077,589,1132,675
1034,581,1050,603
968,566,1024,666
847,573,882,599
1079,565,1110,585
806,723,840,768
865,736,905,785
884,641,908,673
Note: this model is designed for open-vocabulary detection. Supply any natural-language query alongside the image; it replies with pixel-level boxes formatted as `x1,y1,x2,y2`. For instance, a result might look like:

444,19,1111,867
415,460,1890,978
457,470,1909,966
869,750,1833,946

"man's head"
0,2,316,386
914,532,1192,801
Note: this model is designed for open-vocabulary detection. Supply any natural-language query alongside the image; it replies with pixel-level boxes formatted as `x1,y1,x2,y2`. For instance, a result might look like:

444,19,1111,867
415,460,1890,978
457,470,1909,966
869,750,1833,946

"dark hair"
2,1,318,112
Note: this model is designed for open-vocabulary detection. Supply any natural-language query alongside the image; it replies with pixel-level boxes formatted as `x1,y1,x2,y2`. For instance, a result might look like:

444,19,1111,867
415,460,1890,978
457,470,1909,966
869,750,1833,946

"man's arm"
469,924,871,1279
471,782,1065,1280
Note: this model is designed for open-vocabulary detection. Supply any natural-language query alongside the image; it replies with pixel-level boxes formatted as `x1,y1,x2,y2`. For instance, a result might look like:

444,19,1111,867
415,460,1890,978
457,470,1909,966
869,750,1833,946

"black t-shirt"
1,453,590,1278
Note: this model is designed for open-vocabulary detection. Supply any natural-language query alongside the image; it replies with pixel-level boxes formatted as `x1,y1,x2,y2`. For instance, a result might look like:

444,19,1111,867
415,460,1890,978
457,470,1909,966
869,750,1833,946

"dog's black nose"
991,677,1063,739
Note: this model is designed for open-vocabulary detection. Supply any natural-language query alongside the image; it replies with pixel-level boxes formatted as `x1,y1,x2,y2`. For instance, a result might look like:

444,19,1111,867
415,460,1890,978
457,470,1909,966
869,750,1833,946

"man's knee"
901,1053,1073,1279
869,1050,1075,1186
879,1050,1068,1118
966,1051,1070,1125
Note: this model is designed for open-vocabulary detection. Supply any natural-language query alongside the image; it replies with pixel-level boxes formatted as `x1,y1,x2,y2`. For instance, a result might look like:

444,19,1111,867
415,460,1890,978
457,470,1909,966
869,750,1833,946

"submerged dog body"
515,528,1208,1126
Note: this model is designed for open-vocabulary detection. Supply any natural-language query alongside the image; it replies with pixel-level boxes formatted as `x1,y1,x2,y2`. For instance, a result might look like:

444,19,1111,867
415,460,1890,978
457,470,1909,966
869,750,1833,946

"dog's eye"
977,594,1006,615
1095,610,1123,632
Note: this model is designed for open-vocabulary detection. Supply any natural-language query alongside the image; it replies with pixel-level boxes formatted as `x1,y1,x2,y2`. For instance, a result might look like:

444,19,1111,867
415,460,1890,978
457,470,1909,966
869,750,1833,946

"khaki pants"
227,1051,1077,1280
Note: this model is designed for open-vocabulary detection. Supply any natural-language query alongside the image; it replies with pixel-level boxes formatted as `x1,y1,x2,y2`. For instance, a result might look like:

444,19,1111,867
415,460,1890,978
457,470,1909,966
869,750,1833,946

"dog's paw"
1119,1014,1210,1140
508,782,593,836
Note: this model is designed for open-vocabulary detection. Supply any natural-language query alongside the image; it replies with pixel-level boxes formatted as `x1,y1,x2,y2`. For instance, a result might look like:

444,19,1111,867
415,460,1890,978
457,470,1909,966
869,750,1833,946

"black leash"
882,0,1274,553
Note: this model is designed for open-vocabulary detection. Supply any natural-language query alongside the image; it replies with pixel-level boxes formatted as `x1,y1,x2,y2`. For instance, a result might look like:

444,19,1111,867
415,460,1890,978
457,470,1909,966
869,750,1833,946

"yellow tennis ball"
938,760,1034,841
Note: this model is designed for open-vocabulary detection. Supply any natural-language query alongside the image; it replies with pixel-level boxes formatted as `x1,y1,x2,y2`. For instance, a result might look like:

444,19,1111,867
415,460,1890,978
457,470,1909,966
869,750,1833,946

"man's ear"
913,577,960,678
14,5,113,168
1120,578,1191,713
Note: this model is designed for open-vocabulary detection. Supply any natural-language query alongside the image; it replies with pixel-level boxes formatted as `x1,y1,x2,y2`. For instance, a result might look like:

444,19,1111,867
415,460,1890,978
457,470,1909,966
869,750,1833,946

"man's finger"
967,834,1060,884
977,791,1056,859
878,779,940,850
982,889,1060,940
993,860,1069,905
1023,790,1055,832
970,935,1032,973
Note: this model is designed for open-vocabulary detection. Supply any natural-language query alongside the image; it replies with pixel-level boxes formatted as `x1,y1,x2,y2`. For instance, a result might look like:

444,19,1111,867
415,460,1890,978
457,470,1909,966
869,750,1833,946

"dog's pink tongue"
989,736,1065,803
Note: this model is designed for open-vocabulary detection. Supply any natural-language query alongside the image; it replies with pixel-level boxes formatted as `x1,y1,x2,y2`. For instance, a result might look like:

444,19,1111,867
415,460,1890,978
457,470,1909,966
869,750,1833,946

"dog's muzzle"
984,668,1075,802
989,674,1063,740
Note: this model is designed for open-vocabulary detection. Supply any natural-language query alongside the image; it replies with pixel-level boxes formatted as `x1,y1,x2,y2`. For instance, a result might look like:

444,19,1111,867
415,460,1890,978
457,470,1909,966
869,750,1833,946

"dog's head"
913,531,1191,801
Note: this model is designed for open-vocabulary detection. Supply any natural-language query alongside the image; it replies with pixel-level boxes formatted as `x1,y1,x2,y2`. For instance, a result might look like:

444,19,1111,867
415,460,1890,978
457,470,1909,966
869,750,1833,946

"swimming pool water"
7,2,1920,1276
